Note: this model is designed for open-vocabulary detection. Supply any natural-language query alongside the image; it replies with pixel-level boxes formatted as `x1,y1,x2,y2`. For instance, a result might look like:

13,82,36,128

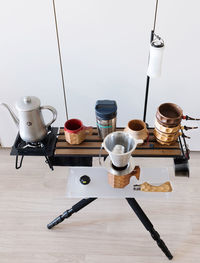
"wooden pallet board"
54,128,182,158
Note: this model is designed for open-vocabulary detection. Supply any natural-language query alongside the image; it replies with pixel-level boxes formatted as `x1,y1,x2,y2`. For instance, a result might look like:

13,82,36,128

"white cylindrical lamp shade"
147,43,165,78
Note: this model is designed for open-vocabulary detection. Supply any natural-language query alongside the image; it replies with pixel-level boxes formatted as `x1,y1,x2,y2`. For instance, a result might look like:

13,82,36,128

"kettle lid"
16,96,41,111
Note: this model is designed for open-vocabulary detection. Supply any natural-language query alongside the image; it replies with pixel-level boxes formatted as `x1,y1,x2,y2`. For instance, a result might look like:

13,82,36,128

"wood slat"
58,127,153,134
58,134,156,142
56,141,102,148
55,141,180,149
58,133,162,143
58,134,101,141
55,127,182,158
55,148,181,156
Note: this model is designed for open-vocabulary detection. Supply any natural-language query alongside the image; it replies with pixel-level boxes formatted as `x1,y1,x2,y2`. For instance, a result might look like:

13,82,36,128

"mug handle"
83,126,93,135
135,139,144,145
40,105,57,128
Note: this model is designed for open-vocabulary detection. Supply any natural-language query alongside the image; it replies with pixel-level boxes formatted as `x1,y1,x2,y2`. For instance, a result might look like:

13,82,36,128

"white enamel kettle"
0,96,57,142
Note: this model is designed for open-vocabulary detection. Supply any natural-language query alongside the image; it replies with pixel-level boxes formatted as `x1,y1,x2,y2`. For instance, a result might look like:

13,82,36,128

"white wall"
0,0,199,150
149,0,200,150
0,0,66,146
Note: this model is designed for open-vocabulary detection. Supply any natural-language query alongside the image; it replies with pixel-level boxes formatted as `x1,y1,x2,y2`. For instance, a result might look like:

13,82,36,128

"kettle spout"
0,103,19,127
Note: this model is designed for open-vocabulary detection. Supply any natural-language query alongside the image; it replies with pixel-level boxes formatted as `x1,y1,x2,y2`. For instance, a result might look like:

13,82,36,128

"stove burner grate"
10,127,58,170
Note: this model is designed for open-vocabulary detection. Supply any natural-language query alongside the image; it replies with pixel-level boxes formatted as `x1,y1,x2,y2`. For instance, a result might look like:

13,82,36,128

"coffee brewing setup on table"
1,1,200,259
2,95,199,260
2,95,198,193
1,42,199,259
6,98,198,178
2,96,198,192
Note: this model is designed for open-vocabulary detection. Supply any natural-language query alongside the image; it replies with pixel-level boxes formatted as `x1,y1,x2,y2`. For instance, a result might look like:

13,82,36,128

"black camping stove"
10,127,58,170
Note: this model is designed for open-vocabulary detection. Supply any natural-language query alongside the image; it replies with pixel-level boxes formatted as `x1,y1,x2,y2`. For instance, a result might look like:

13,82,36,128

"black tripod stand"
47,197,173,260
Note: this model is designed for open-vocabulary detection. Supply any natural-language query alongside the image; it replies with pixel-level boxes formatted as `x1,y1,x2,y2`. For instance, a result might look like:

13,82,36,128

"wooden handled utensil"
133,181,172,192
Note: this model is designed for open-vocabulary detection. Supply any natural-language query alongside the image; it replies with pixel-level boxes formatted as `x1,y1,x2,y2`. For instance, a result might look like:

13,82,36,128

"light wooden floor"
0,149,200,263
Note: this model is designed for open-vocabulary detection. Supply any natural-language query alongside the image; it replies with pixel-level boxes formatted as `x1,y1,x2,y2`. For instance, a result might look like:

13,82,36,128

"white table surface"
66,167,172,198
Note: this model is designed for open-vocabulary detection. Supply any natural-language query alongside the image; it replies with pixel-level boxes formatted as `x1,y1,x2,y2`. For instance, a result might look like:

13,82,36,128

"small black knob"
80,175,91,185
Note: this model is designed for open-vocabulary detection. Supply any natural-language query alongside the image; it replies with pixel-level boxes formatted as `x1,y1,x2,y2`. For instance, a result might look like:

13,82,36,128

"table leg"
47,198,97,229
126,198,173,260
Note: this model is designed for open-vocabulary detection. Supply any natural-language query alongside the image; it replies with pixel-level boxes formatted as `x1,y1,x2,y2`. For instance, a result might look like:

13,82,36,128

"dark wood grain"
55,127,182,157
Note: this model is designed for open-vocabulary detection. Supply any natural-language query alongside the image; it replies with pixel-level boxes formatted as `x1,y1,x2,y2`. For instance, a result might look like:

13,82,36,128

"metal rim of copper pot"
156,103,183,126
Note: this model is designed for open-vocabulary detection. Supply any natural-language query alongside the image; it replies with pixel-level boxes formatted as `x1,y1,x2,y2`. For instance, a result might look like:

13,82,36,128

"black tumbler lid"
95,100,117,120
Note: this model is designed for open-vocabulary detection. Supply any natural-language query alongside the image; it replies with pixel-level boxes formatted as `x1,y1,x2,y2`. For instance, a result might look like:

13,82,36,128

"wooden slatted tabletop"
54,128,182,158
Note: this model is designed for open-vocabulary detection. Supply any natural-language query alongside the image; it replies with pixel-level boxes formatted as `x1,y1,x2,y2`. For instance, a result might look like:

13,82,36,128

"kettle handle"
40,106,57,128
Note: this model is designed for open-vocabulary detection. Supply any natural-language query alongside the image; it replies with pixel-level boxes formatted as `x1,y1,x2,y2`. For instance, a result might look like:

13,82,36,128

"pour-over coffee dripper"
102,131,142,188
103,131,143,168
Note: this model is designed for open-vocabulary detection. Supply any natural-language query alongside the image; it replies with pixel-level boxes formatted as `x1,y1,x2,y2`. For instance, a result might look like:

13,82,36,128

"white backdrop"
0,0,199,150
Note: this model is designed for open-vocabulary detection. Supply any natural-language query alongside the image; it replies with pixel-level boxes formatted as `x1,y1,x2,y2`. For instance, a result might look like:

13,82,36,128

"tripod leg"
44,155,54,170
47,198,97,229
126,198,173,260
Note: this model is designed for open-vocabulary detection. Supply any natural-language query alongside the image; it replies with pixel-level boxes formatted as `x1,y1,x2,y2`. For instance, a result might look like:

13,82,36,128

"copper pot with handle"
155,102,199,145
156,103,183,126
156,103,200,126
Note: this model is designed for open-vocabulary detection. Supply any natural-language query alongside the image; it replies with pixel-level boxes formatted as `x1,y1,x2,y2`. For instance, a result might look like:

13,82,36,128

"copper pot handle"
182,115,200,121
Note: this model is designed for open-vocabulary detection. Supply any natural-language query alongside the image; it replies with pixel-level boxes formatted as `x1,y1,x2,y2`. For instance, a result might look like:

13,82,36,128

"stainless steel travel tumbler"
95,100,117,139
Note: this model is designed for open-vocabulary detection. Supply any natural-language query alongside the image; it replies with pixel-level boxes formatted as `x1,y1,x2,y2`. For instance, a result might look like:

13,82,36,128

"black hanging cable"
52,0,69,120
143,0,159,123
